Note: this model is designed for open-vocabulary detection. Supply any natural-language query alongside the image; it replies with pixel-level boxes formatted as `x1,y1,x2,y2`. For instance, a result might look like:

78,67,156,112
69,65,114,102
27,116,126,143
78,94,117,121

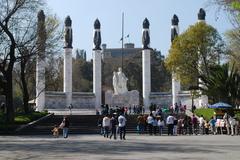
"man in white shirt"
166,114,174,135
199,115,205,135
102,115,110,138
118,113,127,140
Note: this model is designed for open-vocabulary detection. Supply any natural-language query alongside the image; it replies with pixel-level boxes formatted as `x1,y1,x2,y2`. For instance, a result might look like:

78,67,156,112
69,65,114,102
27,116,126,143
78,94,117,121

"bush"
194,108,215,121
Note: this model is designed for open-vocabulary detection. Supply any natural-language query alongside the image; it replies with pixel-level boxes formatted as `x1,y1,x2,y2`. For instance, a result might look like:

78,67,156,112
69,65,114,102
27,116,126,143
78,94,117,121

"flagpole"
121,12,124,70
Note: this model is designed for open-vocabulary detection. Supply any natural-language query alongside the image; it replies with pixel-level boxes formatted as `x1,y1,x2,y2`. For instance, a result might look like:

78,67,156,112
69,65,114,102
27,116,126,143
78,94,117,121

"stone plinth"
45,91,95,110
105,90,139,107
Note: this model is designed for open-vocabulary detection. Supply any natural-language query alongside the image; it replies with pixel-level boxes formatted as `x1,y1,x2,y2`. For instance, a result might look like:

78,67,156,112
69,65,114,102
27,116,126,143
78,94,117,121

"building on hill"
75,49,87,61
101,43,164,61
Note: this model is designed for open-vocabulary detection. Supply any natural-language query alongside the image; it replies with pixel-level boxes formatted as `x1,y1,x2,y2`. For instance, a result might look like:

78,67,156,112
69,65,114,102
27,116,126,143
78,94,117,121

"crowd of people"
136,112,240,136
99,113,127,140
52,104,240,139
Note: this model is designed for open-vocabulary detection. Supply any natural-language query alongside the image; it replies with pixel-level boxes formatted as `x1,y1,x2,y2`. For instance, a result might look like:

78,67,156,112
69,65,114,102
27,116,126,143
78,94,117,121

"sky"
46,0,233,60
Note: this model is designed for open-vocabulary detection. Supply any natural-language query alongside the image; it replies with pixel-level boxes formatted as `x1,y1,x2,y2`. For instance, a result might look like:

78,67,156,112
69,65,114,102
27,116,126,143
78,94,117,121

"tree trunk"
21,58,29,113
5,72,14,123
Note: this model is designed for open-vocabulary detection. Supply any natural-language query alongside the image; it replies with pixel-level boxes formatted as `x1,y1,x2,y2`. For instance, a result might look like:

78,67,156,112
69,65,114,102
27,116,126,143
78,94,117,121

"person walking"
102,115,110,138
109,115,117,140
118,113,127,140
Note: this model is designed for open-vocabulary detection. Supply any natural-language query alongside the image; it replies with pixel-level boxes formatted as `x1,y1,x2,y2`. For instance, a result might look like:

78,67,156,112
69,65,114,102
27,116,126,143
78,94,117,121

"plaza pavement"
0,134,239,160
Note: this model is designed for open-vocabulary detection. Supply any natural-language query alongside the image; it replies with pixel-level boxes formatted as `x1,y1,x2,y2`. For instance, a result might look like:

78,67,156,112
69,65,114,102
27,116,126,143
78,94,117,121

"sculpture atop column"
64,16,73,49
171,14,179,42
142,18,151,108
142,18,150,49
198,8,206,21
112,67,128,95
93,18,102,110
93,19,101,50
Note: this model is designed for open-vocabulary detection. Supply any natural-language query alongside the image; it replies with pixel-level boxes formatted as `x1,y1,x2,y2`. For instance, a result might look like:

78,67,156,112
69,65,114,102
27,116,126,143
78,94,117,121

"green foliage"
231,1,240,10
0,111,48,125
72,58,93,92
200,63,240,105
194,108,215,121
166,22,225,85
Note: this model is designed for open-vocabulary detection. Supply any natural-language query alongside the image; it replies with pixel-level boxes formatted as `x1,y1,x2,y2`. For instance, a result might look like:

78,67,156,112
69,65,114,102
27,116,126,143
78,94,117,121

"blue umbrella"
208,102,232,109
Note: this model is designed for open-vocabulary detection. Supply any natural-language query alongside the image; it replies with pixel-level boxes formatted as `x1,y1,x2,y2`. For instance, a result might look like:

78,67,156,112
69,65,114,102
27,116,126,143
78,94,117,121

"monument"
113,67,128,95
142,18,151,108
93,19,102,111
36,10,46,112
105,68,139,107
171,14,181,108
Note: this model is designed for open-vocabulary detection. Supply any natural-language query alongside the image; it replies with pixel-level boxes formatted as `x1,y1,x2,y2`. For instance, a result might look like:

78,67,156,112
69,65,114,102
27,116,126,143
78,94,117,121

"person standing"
158,117,165,135
147,113,154,135
166,114,174,135
192,114,198,135
198,115,205,135
118,113,127,140
61,116,70,138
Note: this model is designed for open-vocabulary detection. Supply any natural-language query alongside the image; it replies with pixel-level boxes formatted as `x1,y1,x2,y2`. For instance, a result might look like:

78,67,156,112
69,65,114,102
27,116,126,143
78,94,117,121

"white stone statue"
112,67,128,94
113,71,119,94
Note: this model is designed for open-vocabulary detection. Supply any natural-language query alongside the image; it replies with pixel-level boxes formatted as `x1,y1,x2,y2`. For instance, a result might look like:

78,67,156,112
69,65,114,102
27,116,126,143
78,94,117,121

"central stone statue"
113,67,128,94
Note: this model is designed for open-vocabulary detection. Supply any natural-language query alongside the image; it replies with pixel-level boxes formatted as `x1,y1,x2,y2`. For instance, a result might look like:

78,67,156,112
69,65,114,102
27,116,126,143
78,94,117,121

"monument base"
105,90,139,107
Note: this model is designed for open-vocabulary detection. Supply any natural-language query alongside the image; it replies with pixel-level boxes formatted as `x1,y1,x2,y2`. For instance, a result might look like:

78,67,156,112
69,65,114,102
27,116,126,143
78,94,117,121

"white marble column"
171,15,181,107
142,49,151,108
172,73,180,107
36,54,45,112
93,50,102,110
36,10,46,112
64,48,72,107
197,8,207,107
171,24,181,107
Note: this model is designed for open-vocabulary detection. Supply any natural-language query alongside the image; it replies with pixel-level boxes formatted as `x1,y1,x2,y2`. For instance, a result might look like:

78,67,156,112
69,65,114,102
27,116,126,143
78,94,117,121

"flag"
119,37,123,41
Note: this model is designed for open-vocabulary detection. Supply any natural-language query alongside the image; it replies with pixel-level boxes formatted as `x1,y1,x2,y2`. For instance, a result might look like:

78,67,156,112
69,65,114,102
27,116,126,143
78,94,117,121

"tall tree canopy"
165,22,226,86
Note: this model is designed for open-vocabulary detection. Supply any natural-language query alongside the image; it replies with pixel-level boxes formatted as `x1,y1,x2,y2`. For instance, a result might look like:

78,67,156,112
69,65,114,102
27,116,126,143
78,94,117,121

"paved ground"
0,134,239,160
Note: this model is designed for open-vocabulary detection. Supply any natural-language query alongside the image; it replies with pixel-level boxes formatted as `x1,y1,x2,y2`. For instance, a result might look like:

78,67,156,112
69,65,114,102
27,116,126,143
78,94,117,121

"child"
52,125,59,138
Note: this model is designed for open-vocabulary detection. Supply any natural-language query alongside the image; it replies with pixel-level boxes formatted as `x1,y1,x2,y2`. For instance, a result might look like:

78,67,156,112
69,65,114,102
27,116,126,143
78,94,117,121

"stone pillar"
171,14,181,107
93,19,102,111
142,18,151,108
198,8,207,107
172,73,180,107
36,10,46,112
36,55,45,112
63,16,73,107
142,49,151,108
64,48,72,107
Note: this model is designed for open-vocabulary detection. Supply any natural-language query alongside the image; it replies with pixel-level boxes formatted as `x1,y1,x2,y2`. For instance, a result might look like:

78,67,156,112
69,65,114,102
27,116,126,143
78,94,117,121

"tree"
200,63,240,105
165,22,226,86
0,0,43,122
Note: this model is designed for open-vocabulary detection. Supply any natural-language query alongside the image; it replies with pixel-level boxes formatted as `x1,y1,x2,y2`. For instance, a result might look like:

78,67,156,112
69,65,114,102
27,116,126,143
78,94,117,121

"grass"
14,111,48,124
194,108,215,121
0,111,48,134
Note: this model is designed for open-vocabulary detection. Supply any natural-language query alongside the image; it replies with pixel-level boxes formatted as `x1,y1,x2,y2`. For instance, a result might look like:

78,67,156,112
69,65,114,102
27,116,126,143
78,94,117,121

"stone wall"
45,91,95,110
149,91,202,109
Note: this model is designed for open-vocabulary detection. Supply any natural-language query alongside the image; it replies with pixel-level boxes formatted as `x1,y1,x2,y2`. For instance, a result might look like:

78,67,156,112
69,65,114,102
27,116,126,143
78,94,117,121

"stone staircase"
16,114,172,135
